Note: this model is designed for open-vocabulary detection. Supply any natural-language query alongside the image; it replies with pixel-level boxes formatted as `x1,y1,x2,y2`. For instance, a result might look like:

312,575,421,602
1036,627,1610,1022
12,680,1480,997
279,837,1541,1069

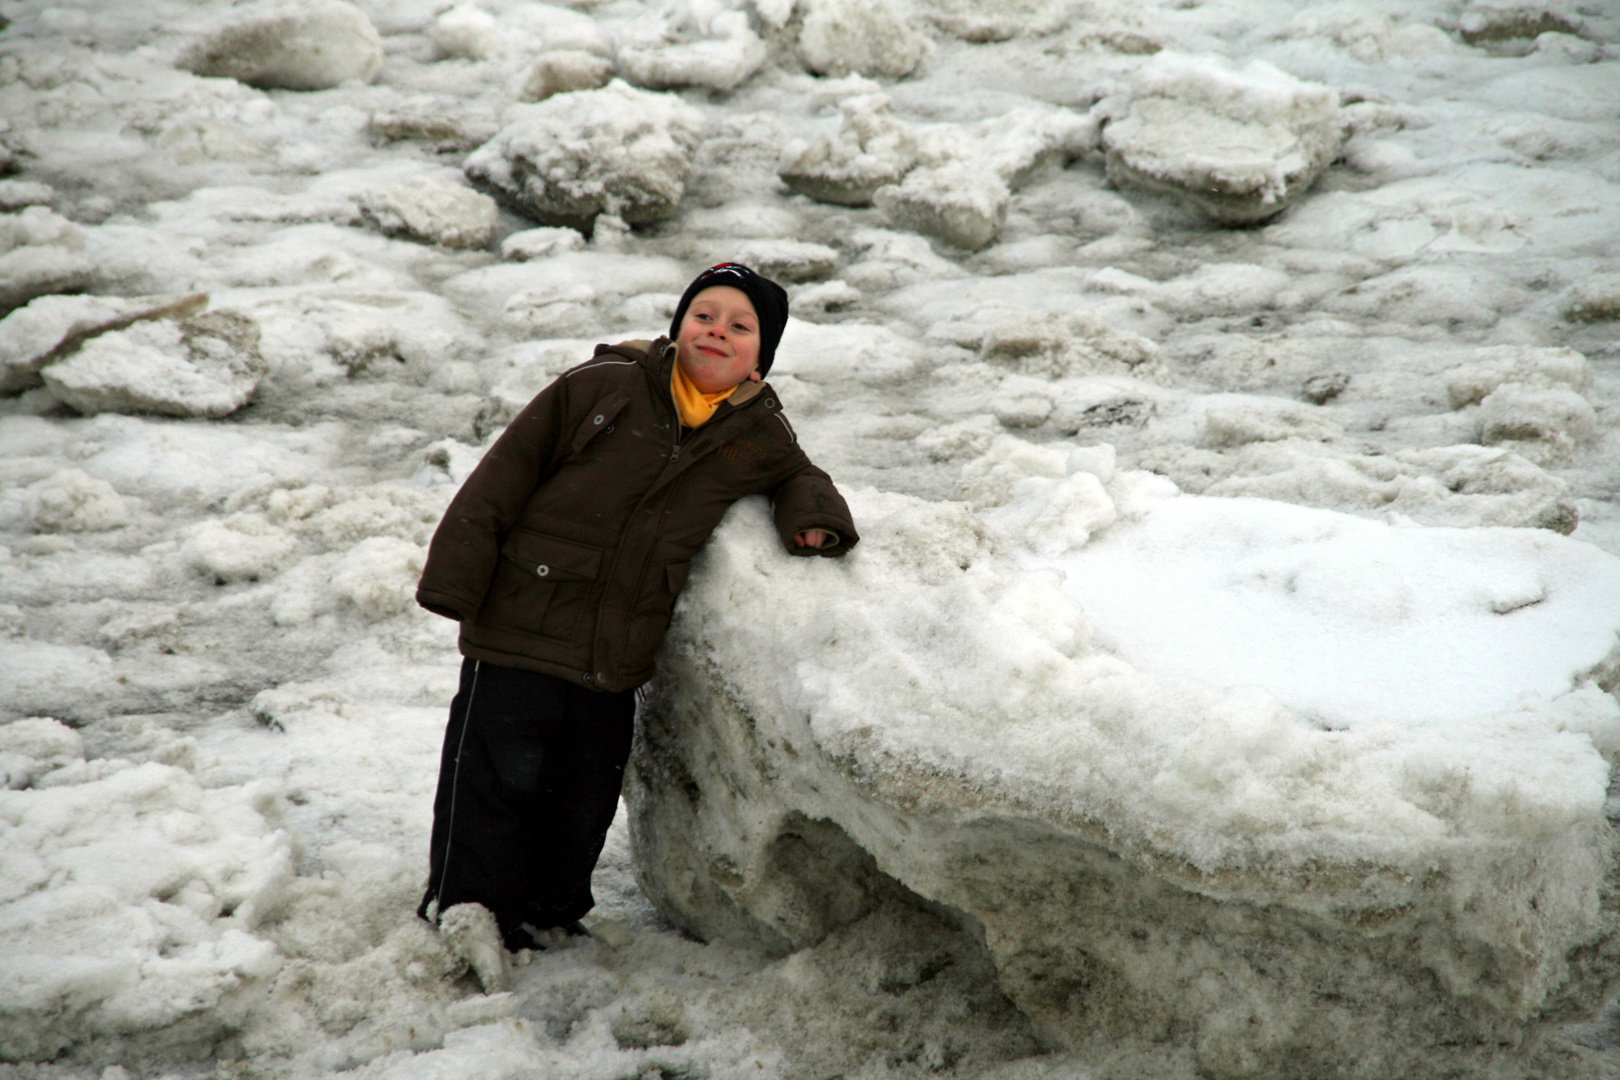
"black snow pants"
418,657,636,950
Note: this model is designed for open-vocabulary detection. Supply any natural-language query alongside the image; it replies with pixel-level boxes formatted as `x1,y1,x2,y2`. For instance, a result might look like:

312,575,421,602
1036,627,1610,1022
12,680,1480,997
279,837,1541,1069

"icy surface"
2,0,1620,1077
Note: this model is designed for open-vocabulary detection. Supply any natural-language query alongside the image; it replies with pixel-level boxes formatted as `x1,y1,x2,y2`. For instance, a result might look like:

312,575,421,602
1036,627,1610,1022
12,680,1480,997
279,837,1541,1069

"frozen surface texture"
1101,52,1346,224
2,0,1620,1076
176,0,384,91
464,81,704,228
631,481,1620,1078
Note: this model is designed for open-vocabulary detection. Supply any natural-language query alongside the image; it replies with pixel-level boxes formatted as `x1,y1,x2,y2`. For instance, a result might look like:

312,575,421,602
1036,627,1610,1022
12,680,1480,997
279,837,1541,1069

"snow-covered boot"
439,902,511,994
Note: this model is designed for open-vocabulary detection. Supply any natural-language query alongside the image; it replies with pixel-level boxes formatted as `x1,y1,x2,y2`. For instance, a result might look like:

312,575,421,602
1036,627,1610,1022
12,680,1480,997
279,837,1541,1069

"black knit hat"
669,262,790,378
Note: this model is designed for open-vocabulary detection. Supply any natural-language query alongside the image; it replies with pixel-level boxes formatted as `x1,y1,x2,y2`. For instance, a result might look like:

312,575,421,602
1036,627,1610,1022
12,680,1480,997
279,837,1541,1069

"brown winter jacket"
416,337,858,692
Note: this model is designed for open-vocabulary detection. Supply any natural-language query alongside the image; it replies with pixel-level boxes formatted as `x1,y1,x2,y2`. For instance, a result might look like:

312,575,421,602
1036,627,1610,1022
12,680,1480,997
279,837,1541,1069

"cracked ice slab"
629,457,1620,1079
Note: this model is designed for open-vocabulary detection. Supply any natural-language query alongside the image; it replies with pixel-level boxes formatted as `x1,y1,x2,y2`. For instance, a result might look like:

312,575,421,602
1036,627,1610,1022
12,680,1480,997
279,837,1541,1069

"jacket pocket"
480,528,604,643
569,390,631,454
500,528,603,581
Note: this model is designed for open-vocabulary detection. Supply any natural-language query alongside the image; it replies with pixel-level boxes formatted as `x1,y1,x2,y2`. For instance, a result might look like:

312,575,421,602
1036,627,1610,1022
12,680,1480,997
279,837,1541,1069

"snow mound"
42,309,267,419
183,513,300,583
464,81,705,229
617,3,767,92
357,176,498,250
778,94,919,208
0,719,294,1061
429,4,504,62
797,0,930,79
511,50,614,103
0,207,95,317
631,462,1620,1077
329,536,428,622
25,469,130,533
177,0,384,91
1101,52,1345,224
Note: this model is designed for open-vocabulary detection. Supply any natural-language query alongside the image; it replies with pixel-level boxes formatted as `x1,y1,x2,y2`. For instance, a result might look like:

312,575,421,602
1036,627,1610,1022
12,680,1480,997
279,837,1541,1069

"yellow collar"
671,361,738,428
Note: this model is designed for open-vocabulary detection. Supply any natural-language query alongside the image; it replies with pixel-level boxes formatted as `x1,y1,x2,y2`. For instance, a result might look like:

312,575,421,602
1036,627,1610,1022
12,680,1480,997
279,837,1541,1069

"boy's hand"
794,528,833,549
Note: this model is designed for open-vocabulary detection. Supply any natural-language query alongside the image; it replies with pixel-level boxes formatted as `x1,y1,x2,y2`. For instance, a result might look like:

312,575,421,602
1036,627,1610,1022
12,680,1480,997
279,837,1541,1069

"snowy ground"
1,0,1618,1077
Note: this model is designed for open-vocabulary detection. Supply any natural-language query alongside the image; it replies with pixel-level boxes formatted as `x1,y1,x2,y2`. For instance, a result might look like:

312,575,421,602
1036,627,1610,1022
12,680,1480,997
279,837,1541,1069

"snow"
2,0,1619,1076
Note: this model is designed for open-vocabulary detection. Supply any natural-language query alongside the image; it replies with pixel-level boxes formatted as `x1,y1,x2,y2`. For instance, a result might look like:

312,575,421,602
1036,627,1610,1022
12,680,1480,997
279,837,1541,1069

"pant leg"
524,676,636,928
419,657,635,944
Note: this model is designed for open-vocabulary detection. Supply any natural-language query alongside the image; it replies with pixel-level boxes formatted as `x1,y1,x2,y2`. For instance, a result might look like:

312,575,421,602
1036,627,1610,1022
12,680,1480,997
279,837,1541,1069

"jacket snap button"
765,398,776,408
596,672,607,684
593,414,604,425
536,564,550,577
583,672,593,683
605,424,614,433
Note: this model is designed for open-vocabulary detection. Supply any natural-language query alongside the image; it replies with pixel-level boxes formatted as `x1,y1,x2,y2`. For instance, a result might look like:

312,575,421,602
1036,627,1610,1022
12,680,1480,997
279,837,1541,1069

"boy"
414,263,858,960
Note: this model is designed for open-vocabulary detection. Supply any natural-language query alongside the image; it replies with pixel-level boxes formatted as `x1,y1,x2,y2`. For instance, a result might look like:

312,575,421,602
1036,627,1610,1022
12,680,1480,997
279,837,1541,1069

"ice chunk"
366,112,480,153
1477,384,1598,462
1562,272,1620,322
0,292,208,394
1202,400,1344,448
630,481,1620,1078
1443,344,1592,408
42,310,267,419
917,0,1068,42
510,50,614,103
500,226,586,261
0,180,54,212
979,310,1162,377
0,206,95,317
617,4,767,92
357,175,498,250
1100,52,1345,224
465,81,704,229
733,239,839,283
797,0,929,79
25,469,129,533
778,95,919,207
1458,0,1584,47
429,4,503,62
177,0,383,91
874,161,1010,251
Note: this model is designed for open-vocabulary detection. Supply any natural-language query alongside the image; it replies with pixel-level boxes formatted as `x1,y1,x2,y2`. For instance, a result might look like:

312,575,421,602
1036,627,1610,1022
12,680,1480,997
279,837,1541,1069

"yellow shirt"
671,362,738,428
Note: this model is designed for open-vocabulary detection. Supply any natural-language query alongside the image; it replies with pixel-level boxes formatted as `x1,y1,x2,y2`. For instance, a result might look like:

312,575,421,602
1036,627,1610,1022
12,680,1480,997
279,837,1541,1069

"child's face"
675,286,762,393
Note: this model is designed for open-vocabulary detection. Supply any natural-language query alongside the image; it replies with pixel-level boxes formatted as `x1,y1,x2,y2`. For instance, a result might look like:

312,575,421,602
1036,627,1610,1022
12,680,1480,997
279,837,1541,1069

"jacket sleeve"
416,375,571,620
768,451,859,558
